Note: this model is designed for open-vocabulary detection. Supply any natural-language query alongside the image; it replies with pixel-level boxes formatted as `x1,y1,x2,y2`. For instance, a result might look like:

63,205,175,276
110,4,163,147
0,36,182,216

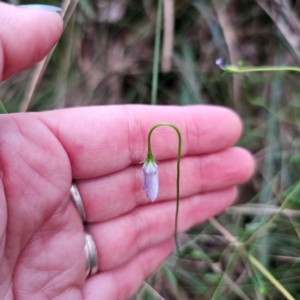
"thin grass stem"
0,100,8,113
209,218,296,300
248,254,295,300
151,0,163,105
20,0,78,112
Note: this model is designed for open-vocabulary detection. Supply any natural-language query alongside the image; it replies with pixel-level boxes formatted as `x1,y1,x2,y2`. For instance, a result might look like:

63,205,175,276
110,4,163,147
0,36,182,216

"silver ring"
70,183,86,222
85,231,99,277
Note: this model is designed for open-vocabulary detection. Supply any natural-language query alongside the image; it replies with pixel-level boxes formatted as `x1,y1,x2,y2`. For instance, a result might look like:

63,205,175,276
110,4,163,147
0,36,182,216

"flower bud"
142,159,159,202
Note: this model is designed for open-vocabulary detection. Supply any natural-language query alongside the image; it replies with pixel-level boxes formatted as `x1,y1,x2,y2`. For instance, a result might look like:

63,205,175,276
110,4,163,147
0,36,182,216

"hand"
0,3,255,299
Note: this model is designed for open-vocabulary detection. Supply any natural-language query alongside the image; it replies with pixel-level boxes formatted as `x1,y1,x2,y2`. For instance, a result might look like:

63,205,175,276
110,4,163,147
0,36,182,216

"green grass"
3,0,300,299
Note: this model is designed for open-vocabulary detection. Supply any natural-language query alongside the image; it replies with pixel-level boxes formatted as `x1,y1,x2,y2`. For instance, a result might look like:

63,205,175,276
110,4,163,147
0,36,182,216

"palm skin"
0,113,84,299
0,3,255,300
0,106,254,299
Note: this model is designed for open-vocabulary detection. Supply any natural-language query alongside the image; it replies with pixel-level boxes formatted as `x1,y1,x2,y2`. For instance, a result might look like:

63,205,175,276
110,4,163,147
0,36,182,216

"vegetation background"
2,0,300,299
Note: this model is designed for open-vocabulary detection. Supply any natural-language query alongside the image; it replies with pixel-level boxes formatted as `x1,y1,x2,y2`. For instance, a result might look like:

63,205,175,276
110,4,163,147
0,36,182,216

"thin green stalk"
147,123,182,253
256,52,282,273
225,65,300,73
151,0,163,105
210,218,296,300
246,181,300,244
0,100,7,113
247,254,295,300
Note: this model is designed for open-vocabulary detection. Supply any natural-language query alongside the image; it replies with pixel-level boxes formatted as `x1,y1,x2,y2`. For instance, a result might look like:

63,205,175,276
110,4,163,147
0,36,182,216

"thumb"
0,3,63,81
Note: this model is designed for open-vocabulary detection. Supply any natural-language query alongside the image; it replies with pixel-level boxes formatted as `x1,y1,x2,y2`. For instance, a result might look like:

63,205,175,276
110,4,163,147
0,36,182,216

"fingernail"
19,4,62,12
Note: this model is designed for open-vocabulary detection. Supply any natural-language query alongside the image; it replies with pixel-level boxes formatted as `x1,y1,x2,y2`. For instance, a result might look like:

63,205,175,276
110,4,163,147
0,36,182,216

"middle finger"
77,147,254,222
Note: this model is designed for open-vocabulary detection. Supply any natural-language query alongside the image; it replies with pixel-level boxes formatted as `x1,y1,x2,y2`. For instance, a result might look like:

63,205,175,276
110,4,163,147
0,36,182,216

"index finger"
0,2,63,81
40,104,242,179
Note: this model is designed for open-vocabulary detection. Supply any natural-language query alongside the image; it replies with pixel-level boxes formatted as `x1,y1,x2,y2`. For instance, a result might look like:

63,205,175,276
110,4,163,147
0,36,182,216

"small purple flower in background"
215,57,226,70
142,159,159,202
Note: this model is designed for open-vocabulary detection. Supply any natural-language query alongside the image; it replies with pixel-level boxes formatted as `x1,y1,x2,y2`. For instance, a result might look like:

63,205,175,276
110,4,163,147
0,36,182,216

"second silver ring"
85,231,99,277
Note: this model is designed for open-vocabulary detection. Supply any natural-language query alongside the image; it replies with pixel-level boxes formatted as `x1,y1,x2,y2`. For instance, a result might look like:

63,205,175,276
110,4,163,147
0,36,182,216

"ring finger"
88,186,237,271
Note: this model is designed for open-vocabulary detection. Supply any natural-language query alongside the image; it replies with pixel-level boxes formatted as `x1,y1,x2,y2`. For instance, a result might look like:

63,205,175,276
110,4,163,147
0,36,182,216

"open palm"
0,4,255,300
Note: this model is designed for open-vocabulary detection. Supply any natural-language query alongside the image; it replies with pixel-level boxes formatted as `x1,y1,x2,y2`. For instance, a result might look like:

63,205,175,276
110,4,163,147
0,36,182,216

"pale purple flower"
215,57,226,70
142,160,159,202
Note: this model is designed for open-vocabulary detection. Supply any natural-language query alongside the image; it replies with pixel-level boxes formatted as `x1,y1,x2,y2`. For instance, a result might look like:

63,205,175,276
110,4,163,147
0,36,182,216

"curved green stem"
147,123,182,254
225,65,300,74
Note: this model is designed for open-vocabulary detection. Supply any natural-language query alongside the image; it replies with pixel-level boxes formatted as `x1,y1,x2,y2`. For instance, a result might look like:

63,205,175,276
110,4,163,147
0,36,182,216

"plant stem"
147,123,182,253
225,65,300,73
0,100,7,113
151,0,163,105
210,218,296,300
247,254,295,300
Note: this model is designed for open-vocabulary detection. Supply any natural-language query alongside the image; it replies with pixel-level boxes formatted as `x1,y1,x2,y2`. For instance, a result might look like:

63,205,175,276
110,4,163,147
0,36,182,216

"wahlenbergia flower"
143,123,182,254
142,158,159,202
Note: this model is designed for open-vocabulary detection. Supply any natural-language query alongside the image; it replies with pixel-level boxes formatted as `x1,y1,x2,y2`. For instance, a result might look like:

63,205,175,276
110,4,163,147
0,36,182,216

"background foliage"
2,0,300,299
